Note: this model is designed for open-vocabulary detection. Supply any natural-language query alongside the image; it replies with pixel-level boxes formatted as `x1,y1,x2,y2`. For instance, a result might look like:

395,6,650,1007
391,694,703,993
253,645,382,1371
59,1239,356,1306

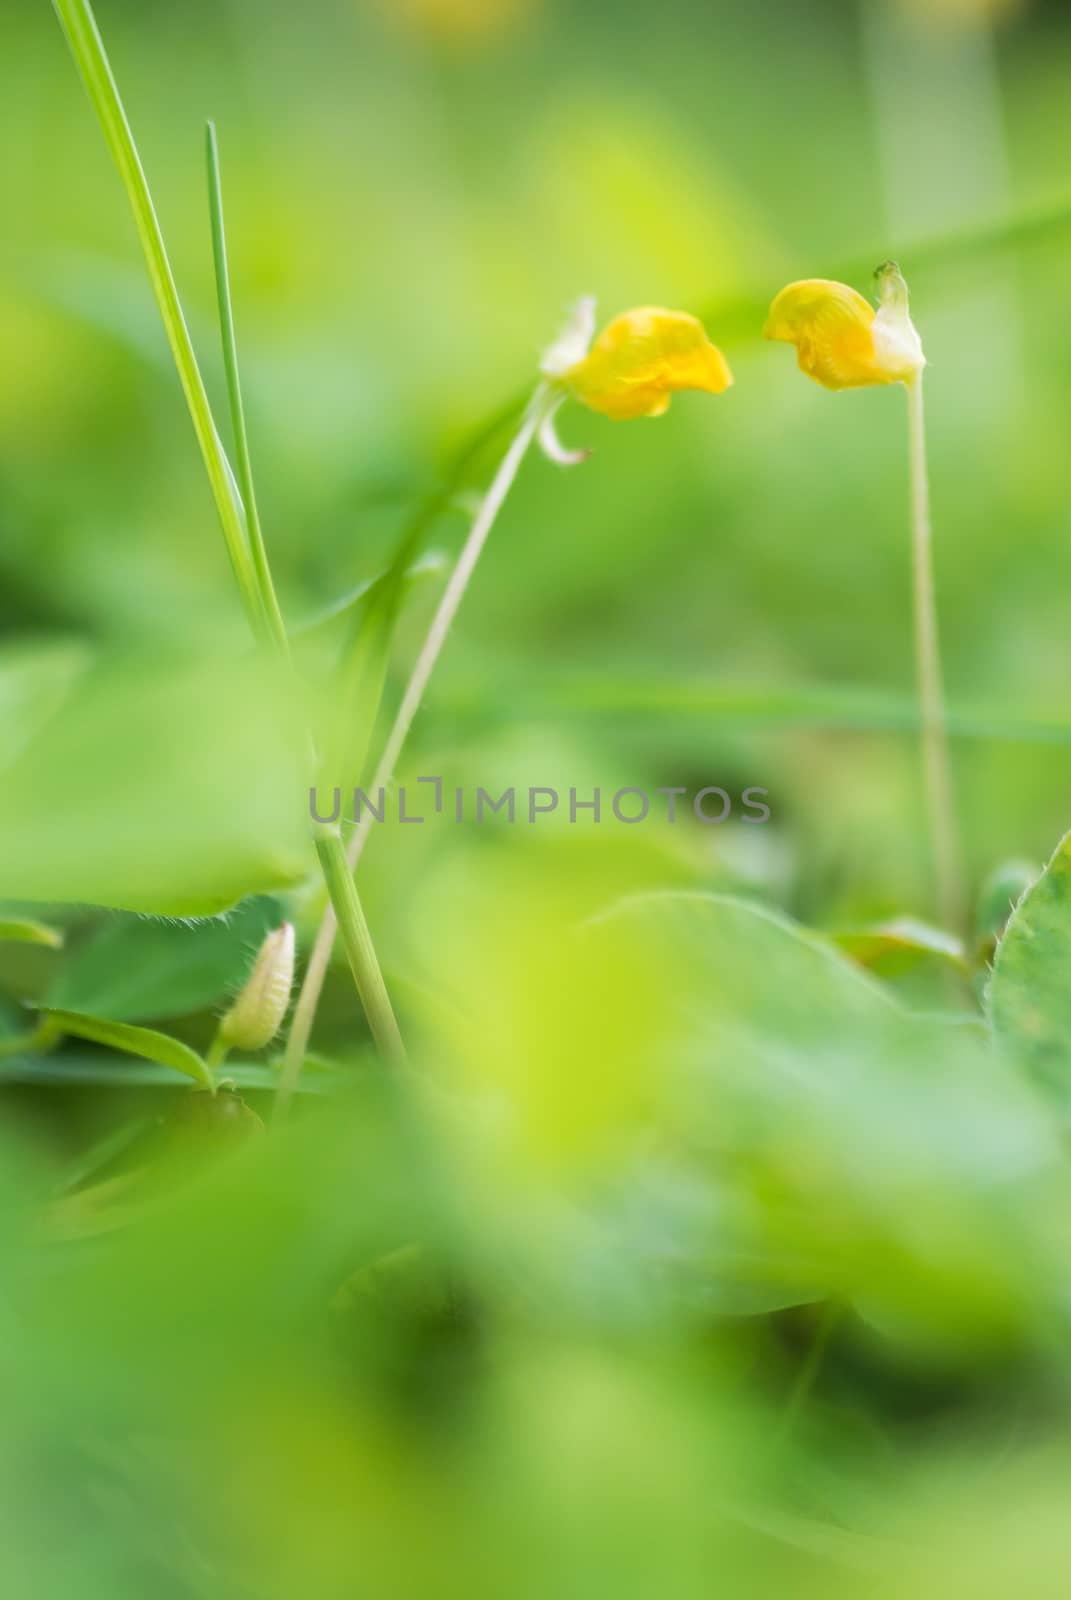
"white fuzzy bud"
219,924,295,1052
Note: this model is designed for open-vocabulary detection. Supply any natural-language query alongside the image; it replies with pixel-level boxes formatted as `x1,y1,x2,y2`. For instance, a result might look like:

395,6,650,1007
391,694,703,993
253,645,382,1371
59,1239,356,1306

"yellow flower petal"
764,279,892,391
565,307,733,421
764,273,925,391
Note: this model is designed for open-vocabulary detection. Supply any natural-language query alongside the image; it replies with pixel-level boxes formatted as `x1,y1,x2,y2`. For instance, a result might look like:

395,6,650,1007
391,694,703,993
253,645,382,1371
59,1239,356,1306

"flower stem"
313,829,406,1068
906,375,965,934
275,387,548,1113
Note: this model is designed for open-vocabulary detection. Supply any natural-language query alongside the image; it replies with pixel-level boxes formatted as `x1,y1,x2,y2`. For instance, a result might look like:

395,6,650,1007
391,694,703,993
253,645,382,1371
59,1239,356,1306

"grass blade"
50,0,264,642
204,120,288,655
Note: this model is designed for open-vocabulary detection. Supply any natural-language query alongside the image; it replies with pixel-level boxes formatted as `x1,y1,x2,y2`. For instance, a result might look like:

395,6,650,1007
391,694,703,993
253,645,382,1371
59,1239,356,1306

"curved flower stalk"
276,299,733,1111
765,263,964,934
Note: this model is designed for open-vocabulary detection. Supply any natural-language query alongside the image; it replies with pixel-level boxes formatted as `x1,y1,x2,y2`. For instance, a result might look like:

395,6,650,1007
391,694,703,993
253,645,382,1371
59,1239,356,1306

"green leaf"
585,892,1056,1332
204,120,287,654
0,647,313,916
295,552,446,643
47,898,281,1022
0,918,64,951
39,1008,212,1089
987,831,1071,1105
0,994,32,1049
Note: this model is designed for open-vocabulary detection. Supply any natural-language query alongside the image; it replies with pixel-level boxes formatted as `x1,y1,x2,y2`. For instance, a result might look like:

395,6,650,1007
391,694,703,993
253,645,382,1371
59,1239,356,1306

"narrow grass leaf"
50,0,263,638
204,120,288,654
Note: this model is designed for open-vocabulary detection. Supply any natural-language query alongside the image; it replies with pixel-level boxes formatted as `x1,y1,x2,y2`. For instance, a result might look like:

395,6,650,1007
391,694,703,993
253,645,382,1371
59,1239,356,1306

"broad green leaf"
39,1008,212,1089
988,832,1071,1105
0,648,313,916
0,918,64,951
582,892,1058,1335
47,898,281,1022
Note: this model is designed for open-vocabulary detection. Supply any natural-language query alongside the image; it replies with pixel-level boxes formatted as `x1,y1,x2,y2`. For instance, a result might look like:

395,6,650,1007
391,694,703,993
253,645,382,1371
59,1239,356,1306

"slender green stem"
352,385,551,854
205,121,288,657
51,0,265,643
275,388,548,1113
906,375,966,934
204,1031,229,1087
314,830,406,1067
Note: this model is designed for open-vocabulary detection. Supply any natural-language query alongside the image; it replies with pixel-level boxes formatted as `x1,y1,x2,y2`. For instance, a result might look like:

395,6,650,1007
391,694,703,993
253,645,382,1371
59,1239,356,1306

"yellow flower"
764,263,926,391
553,305,733,421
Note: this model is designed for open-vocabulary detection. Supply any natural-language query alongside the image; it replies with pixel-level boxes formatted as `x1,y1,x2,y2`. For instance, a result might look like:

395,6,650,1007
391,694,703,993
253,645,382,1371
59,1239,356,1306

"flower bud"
219,923,295,1052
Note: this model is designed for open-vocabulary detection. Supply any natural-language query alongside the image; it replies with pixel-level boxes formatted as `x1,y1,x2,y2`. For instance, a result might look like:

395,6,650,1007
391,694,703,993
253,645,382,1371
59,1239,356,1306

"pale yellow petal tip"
765,273,925,391
564,306,733,421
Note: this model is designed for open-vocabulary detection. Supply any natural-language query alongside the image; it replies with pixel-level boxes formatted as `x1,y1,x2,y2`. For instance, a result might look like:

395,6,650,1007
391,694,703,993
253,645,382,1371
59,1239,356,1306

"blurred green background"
5,0,1071,1594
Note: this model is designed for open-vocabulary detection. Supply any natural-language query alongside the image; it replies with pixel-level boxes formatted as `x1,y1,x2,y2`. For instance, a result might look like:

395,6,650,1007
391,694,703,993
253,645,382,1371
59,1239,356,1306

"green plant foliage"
0,1053,337,1092
575,893,1059,1335
46,897,281,1022
0,649,312,916
988,832,1071,1105
39,1007,212,1088
9,0,1071,1590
